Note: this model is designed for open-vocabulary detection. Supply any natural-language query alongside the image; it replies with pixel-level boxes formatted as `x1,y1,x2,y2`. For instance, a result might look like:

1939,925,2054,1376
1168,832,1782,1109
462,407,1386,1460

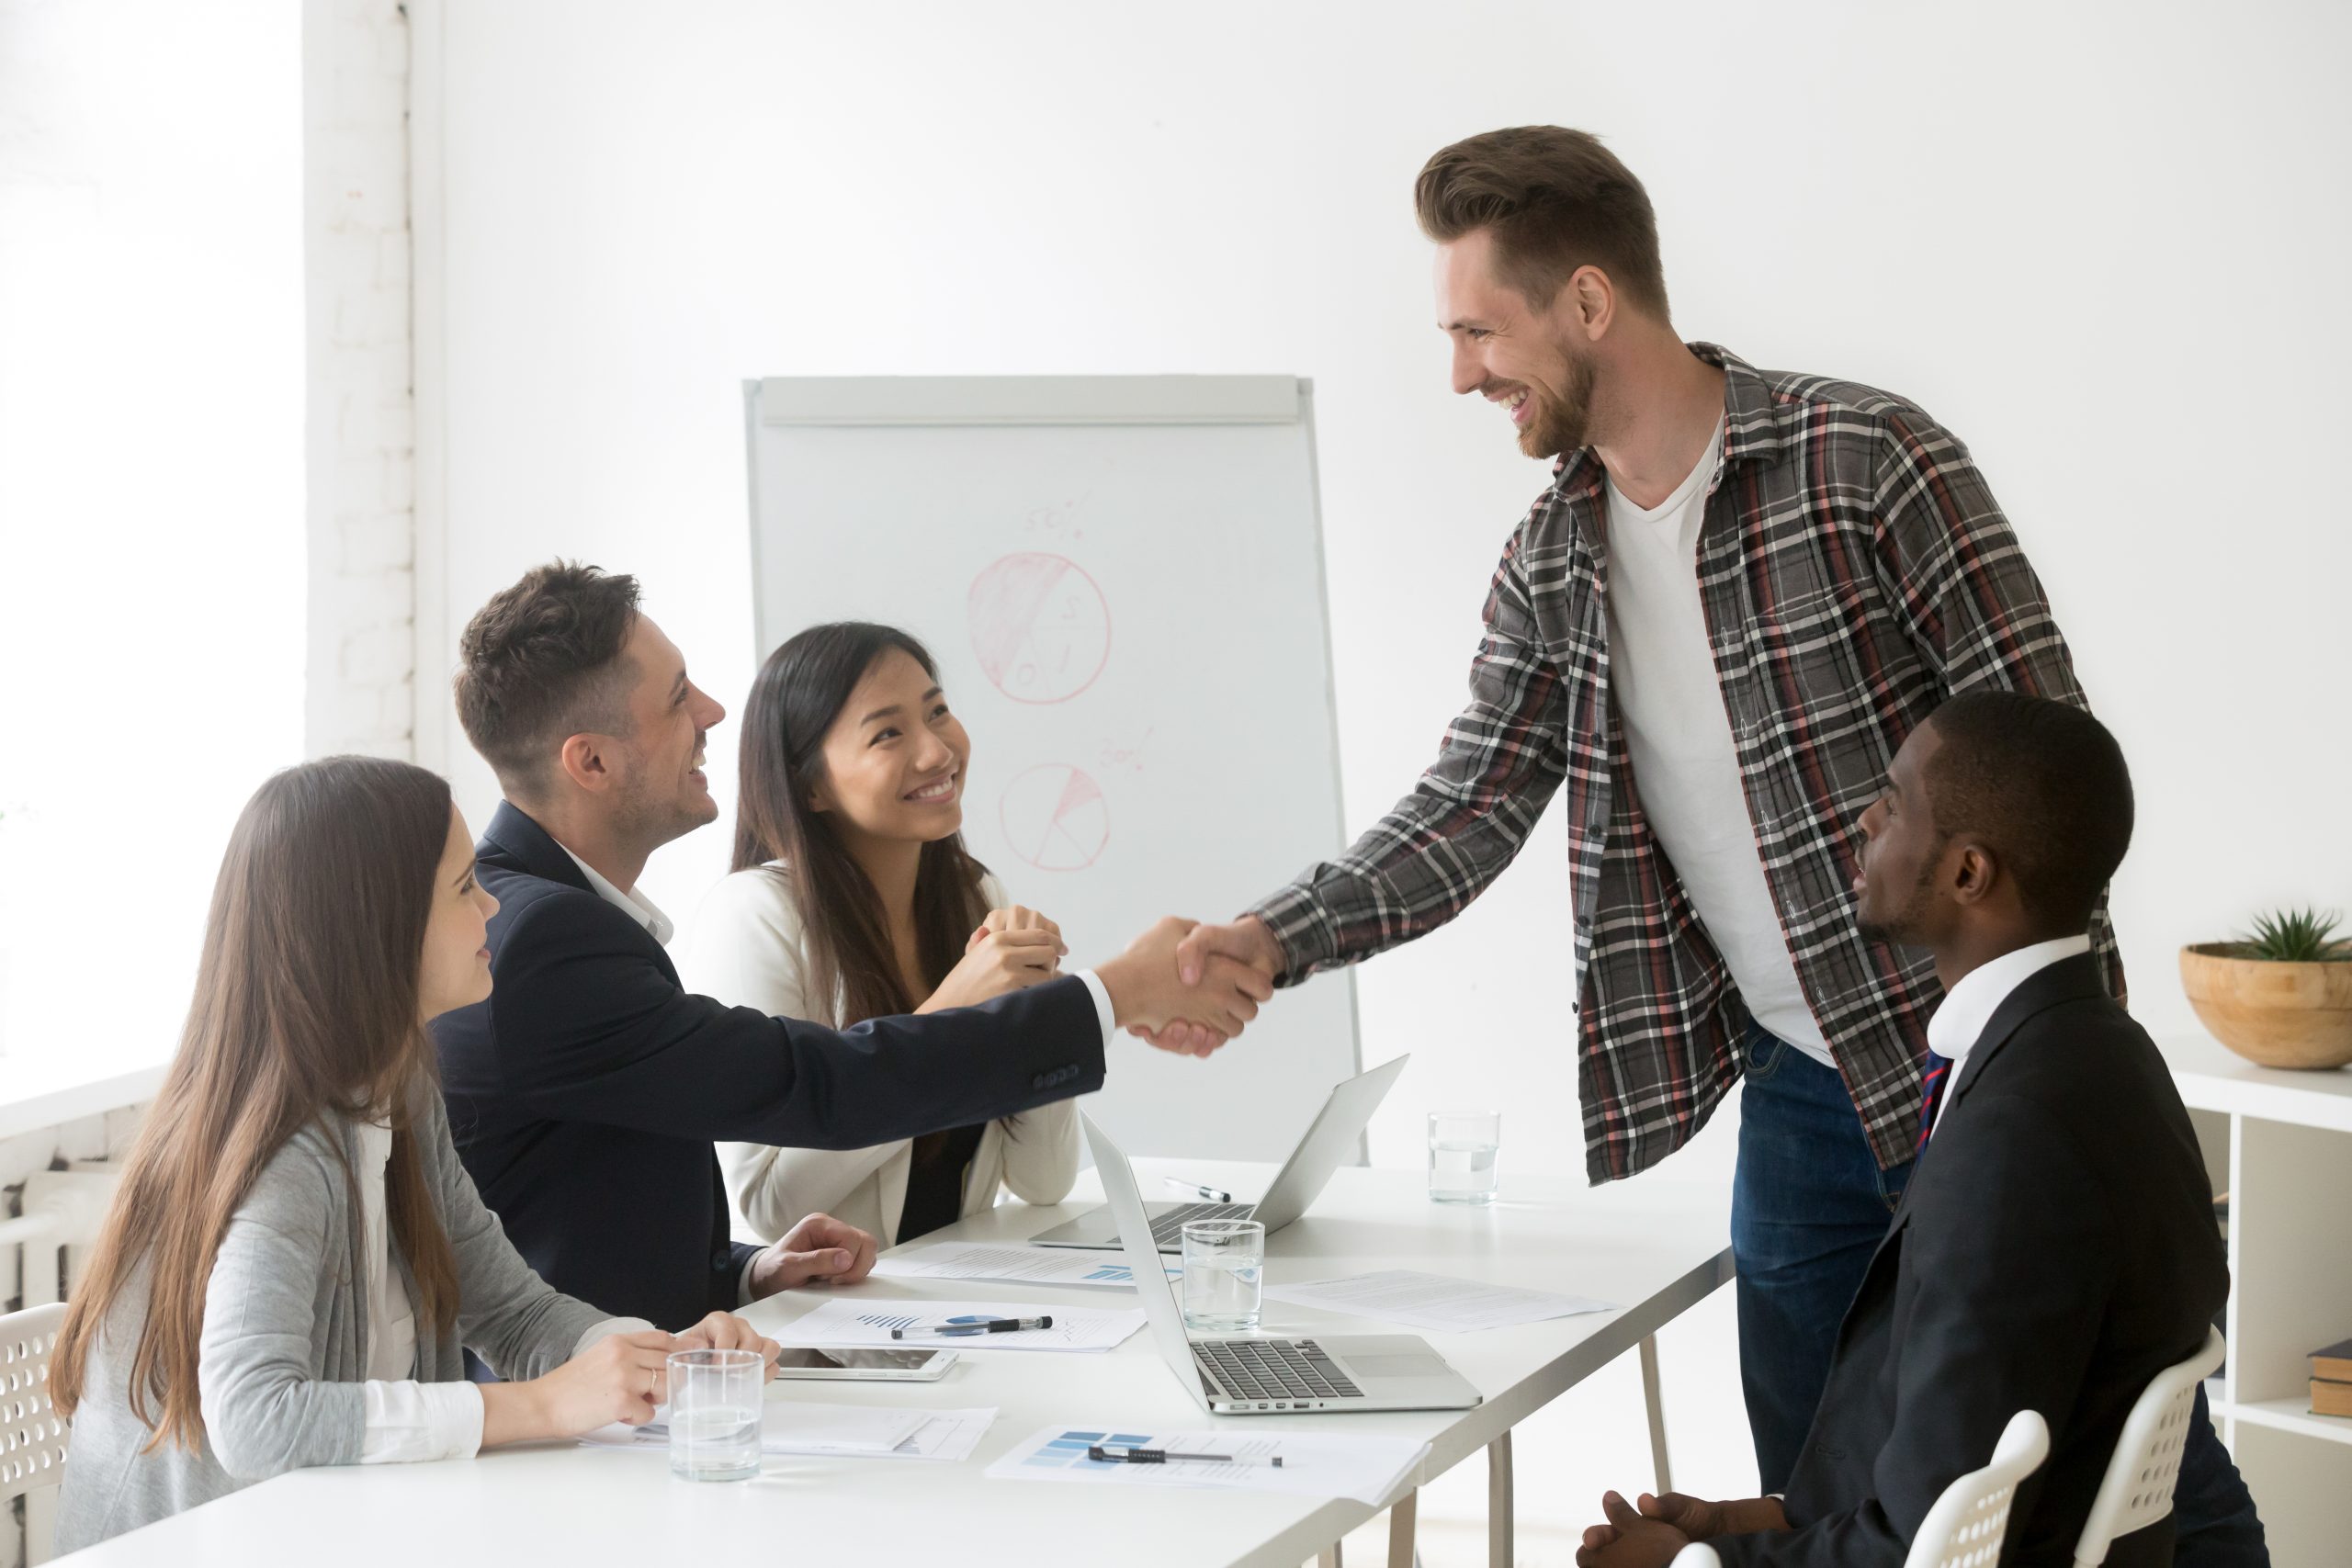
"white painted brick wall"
304,0,416,761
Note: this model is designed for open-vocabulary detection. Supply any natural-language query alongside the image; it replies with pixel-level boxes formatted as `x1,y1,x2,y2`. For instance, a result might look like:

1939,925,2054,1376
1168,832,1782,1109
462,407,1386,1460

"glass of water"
1181,1218,1265,1333
666,1348,764,1482
1429,1110,1501,1204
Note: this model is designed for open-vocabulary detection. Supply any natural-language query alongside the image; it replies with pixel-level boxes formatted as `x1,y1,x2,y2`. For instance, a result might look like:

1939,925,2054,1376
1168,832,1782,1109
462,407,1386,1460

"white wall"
420,0,2352,1148
0,0,306,1078
417,0,2352,1534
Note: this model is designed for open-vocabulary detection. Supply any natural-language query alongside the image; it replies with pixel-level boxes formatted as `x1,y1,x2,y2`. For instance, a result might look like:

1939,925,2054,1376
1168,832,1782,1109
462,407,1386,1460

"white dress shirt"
1923,933,2094,1132
560,845,676,945
352,1121,650,1462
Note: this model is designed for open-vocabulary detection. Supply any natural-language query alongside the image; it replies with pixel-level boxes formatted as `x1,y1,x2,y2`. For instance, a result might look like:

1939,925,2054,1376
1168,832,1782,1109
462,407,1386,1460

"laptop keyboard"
1194,1337,1363,1404
1148,1201,1255,1248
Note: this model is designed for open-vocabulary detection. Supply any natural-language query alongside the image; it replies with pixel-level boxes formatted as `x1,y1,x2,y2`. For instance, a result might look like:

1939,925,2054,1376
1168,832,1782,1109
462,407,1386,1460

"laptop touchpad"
1343,1353,1449,1379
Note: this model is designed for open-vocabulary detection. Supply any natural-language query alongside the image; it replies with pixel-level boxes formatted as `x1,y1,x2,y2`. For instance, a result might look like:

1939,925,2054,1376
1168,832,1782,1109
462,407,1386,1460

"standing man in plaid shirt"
1144,127,2262,1562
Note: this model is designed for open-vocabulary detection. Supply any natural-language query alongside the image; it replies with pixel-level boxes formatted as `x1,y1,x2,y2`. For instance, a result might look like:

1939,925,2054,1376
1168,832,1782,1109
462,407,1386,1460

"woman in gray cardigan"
51,759,780,1551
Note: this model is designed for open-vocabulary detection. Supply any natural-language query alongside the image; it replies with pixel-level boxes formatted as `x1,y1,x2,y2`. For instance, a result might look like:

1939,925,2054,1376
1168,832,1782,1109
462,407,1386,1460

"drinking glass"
666,1348,763,1482
1428,1111,1501,1204
1181,1218,1265,1333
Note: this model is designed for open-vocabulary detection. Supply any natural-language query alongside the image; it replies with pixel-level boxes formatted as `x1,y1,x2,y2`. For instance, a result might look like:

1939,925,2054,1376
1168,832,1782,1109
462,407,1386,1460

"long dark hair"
53,757,463,1449
732,623,993,1029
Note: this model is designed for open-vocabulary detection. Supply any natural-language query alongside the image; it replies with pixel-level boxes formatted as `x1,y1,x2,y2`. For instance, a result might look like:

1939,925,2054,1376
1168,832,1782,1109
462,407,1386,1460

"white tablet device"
769,1346,957,1382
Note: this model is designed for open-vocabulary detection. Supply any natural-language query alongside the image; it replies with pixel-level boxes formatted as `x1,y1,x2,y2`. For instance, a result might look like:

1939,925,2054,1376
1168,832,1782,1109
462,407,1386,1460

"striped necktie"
1917,1051,1951,1151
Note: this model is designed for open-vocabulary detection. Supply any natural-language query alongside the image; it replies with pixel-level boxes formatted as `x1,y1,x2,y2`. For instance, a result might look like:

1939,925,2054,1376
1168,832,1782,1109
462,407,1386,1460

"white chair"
0,1302,73,1565
1668,1408,2050,1568
2072,1326,2227,1567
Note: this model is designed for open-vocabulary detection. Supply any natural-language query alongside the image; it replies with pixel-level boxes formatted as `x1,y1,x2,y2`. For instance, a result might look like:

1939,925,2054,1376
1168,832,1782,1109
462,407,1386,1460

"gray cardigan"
57,1089,611,1552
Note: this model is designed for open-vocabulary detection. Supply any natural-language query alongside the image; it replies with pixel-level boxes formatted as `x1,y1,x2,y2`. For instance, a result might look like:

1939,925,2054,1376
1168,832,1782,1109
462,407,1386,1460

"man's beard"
1855,848,1943,947
613,764,718,851
1519,349,1598,460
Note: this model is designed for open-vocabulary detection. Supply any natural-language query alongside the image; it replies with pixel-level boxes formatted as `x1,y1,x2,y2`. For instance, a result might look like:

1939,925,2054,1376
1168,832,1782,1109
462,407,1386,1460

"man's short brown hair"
1416,126,1669,321
454,561,641,796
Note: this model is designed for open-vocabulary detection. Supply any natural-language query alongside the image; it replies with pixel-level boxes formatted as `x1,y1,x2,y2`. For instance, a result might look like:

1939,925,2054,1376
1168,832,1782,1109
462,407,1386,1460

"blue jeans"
1732,1027,2267,1564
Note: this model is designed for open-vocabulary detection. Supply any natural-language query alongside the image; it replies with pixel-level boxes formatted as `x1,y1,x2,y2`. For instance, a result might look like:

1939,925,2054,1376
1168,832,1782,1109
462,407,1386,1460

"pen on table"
890,1315,1053,1339
1087,1444,1283,1468
1163,1177,1233,1203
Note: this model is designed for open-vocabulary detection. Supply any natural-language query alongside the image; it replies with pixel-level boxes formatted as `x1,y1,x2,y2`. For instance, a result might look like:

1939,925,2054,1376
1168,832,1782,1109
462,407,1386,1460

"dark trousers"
1729,1027,2267,1565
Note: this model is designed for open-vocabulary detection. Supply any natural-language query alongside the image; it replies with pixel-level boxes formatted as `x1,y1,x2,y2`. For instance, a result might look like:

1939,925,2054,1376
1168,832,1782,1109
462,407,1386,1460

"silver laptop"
1080,1112,1481,1416
1034,1055,1409,1251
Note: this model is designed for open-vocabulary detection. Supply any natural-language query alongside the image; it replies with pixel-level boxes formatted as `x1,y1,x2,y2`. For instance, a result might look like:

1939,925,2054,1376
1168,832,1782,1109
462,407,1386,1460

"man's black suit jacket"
1715,954,2226,1568
430,803,1105,1330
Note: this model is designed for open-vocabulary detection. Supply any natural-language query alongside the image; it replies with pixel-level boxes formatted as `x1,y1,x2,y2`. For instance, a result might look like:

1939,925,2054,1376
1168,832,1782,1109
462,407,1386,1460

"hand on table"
1095,916,1275,1055
1124,915,1284,1057
481,1315,787,1446
921,905,1067,1011
481,1327,686,1443
670,1310,785,1373
745,1211,879,1299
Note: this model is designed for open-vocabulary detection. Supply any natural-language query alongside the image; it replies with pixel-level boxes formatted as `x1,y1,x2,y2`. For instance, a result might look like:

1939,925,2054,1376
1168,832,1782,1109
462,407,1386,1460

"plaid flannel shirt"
1253,344,2121,1180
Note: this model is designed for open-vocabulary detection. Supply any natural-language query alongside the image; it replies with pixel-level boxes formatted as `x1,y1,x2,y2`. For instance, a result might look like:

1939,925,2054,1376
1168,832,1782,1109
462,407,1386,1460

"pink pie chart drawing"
968,552,1111,705
999,764,1110,872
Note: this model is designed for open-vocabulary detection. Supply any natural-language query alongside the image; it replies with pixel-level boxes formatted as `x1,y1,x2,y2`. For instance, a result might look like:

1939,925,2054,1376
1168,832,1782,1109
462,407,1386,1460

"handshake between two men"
944,904,1286,1057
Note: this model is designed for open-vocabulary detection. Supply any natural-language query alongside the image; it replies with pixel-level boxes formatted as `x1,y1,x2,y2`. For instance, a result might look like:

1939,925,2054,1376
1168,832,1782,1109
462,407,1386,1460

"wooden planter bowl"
2178,944,2352,1070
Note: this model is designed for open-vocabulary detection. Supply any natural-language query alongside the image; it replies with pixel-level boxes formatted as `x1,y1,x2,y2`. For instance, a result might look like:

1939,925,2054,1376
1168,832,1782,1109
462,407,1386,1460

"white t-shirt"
1603,418,1835,1068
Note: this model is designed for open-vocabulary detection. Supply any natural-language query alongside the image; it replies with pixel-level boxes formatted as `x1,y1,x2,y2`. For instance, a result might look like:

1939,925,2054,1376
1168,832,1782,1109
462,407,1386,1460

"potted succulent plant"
2180,908,2352,1069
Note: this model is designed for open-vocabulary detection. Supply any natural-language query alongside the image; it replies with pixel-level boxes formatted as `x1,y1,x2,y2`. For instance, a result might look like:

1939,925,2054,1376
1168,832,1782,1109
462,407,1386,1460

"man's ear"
1948,840,1999,908
556,732,614,795
1566,265,1615,342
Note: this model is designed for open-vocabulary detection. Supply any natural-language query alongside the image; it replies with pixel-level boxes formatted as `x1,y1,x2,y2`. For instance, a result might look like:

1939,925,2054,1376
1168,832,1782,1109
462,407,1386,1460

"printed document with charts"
988,1424,1428,1506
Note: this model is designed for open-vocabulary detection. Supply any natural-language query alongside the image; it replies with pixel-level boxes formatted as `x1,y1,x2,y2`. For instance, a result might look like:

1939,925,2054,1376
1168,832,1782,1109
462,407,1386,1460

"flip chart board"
741,376,1359,1160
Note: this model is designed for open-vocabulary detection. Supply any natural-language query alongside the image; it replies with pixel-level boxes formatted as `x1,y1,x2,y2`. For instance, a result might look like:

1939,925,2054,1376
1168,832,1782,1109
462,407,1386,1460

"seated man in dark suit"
431,561,1270,1332
1577,691,2257,1567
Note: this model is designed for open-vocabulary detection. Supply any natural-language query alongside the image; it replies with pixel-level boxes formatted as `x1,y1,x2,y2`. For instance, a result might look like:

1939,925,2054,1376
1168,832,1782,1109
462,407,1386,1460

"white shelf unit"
2161,1033,2352,1567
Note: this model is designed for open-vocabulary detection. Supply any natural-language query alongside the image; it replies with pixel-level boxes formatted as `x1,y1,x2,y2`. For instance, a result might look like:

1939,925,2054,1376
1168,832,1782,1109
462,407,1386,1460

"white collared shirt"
551,837,1116,1303
560,845,676,946
1923,933,2093,1132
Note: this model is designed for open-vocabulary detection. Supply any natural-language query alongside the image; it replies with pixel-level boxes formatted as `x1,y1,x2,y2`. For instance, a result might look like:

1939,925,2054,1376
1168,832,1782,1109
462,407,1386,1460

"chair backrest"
1907,1408,2051,1568
0,1302,71,1505
2073,1326,2226,1567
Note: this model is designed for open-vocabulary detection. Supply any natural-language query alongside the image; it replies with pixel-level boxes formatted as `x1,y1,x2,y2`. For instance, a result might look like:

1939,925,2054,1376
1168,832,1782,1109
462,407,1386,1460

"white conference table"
62,1156,1732,1568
